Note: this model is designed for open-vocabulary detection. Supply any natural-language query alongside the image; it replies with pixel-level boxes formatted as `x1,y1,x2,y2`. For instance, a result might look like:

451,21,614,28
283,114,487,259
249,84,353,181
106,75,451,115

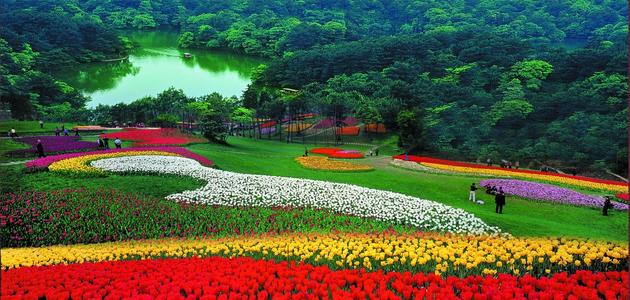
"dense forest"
0,0,627,173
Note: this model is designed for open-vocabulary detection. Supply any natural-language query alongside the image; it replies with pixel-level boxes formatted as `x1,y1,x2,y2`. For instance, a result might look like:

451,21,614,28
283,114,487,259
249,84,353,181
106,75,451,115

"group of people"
368,149,379,156
486,158,519,169
97,135,122,149
469,183,506,214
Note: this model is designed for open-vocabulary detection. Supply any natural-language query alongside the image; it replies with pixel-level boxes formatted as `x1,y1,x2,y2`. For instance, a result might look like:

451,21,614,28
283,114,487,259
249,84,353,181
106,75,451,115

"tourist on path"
39,120,44,129
602,197,613,216
54,127,60,136
74,128,80,136
97,137,104,149
103,137,110,149
10,128,17,138
36,139,45,158
469,183,478,202
495,191,506,214
486,158,491,166
63,128,69,136
114,137,122,149
515,161,520,169
375,148,379,156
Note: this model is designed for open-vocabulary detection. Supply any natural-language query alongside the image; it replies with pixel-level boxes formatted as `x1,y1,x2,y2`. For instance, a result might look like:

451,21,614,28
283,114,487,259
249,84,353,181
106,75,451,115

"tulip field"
1,133,628,299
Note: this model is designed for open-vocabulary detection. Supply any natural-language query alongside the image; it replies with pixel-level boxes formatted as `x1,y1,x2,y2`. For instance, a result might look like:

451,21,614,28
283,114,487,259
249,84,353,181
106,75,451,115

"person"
54,127,60,136
103,137,110,149
515,161,520,169
375,148,379,156
39,120,44,129
304,148,308,157
404,152,409,161
495,191,506,214
114,137,122,149
10,128,17,138
507,161,512,169
369,150,373,156
486,158,491,166
63,128,69,136
602,196,613,216
74,127,80,136
36,139,45,158
469,183,478,202
97,137,104,149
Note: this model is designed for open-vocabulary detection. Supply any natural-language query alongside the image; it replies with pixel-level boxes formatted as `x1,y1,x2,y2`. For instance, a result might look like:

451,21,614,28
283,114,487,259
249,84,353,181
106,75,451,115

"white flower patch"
91,155,501,235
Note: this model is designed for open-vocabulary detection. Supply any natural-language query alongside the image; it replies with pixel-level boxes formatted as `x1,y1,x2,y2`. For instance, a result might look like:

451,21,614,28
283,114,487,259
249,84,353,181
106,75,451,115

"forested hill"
0,0,129,118
245,28,628,174
75,0,627,57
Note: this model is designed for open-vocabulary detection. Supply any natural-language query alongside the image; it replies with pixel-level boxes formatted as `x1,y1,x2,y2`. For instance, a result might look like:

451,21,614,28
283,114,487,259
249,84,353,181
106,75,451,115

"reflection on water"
55,31,264,107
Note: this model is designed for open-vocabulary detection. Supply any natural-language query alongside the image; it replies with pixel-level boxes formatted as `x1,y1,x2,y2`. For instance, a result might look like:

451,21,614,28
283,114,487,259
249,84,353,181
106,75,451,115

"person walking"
375,148,379,156
515,161,520,169
39,120,44,129
369,150,373,156
114,137,122,149
9,128,17,138
63,128,69,136
97,137,104,150
36,139,45,158
469,183,478,202
495,191,506,214
103,137,110,149
486,158,491,166
55,127,60,136
74,127,80,136
602,197,613,216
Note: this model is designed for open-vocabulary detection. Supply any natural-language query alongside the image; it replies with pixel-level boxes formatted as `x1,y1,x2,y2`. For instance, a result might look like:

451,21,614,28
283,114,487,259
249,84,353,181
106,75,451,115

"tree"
189,93,235,144
396,109,424,152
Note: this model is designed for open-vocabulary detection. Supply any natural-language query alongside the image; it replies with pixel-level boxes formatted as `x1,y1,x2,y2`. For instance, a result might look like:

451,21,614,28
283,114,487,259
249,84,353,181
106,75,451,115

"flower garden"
100,128,207,146
8,136,97,157
1,137,628,299
296,156,373,172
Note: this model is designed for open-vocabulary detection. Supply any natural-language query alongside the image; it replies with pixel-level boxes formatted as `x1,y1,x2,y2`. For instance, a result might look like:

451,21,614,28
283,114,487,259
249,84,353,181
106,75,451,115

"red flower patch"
100,128,207,146
2,257,628,299
310,148,364,159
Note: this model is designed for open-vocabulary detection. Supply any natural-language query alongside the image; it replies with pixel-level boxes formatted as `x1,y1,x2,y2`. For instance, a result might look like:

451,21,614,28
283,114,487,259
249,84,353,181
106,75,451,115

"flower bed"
100,128,207,146
365,123,387,133
260,127,276,135
296,156,373,172
282,123,313,133
480,179,628,210
616,193,628,202
90,155,499,235
2,257,627,299
260,121,276,128
8,136,97,157
24,147,213,171
3,232,627,276
0,189,415,248
337,126,360,136
310,147,364,158
394,155,628,193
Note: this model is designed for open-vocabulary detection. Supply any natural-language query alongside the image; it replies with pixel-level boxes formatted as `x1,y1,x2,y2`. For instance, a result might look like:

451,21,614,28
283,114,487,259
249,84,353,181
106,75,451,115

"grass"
0,120,78,135
0,139,29,163
186,137,627,242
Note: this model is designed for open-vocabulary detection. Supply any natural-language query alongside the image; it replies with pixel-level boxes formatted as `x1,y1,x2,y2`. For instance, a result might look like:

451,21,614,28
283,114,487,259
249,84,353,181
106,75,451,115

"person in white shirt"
114,137,122,149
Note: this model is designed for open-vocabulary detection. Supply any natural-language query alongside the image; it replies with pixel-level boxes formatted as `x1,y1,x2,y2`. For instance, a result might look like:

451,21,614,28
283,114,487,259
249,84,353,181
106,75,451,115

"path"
0,160,27,166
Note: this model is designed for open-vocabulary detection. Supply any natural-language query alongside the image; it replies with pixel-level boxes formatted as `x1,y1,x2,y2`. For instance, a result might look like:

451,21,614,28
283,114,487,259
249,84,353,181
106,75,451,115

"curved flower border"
90,155,500,235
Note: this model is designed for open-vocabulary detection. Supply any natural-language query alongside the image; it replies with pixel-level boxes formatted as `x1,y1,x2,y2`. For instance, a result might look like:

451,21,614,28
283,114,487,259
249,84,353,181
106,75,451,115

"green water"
56,31,264,107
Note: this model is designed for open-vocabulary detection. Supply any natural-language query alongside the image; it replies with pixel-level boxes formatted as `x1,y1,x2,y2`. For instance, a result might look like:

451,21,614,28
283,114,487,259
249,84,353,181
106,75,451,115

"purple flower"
10,136,97,155
480,179,628,210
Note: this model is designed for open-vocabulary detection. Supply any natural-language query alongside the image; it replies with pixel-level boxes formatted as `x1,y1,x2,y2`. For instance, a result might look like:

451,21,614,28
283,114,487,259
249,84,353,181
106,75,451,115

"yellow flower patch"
3,233,626,277
296,156,373,172
48,151,180,175
421,162,628,193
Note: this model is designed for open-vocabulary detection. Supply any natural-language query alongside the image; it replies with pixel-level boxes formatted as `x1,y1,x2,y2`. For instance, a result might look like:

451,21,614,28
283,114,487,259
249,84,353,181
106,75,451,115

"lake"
55,31,264,107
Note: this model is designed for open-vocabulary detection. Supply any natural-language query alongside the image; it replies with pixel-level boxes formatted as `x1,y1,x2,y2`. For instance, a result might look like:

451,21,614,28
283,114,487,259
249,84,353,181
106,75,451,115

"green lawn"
0,139,29,163
0,120,78,135
186,137,627,242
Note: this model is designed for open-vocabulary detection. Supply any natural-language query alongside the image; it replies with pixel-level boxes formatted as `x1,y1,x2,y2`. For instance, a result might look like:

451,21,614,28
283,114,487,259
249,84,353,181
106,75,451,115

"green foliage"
153,114,179,128
189,93,237,143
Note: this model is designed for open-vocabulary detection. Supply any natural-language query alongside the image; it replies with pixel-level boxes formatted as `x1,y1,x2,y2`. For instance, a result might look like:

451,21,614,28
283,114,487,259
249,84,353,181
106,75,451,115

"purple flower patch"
480,179,627,210
9,136,97,156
